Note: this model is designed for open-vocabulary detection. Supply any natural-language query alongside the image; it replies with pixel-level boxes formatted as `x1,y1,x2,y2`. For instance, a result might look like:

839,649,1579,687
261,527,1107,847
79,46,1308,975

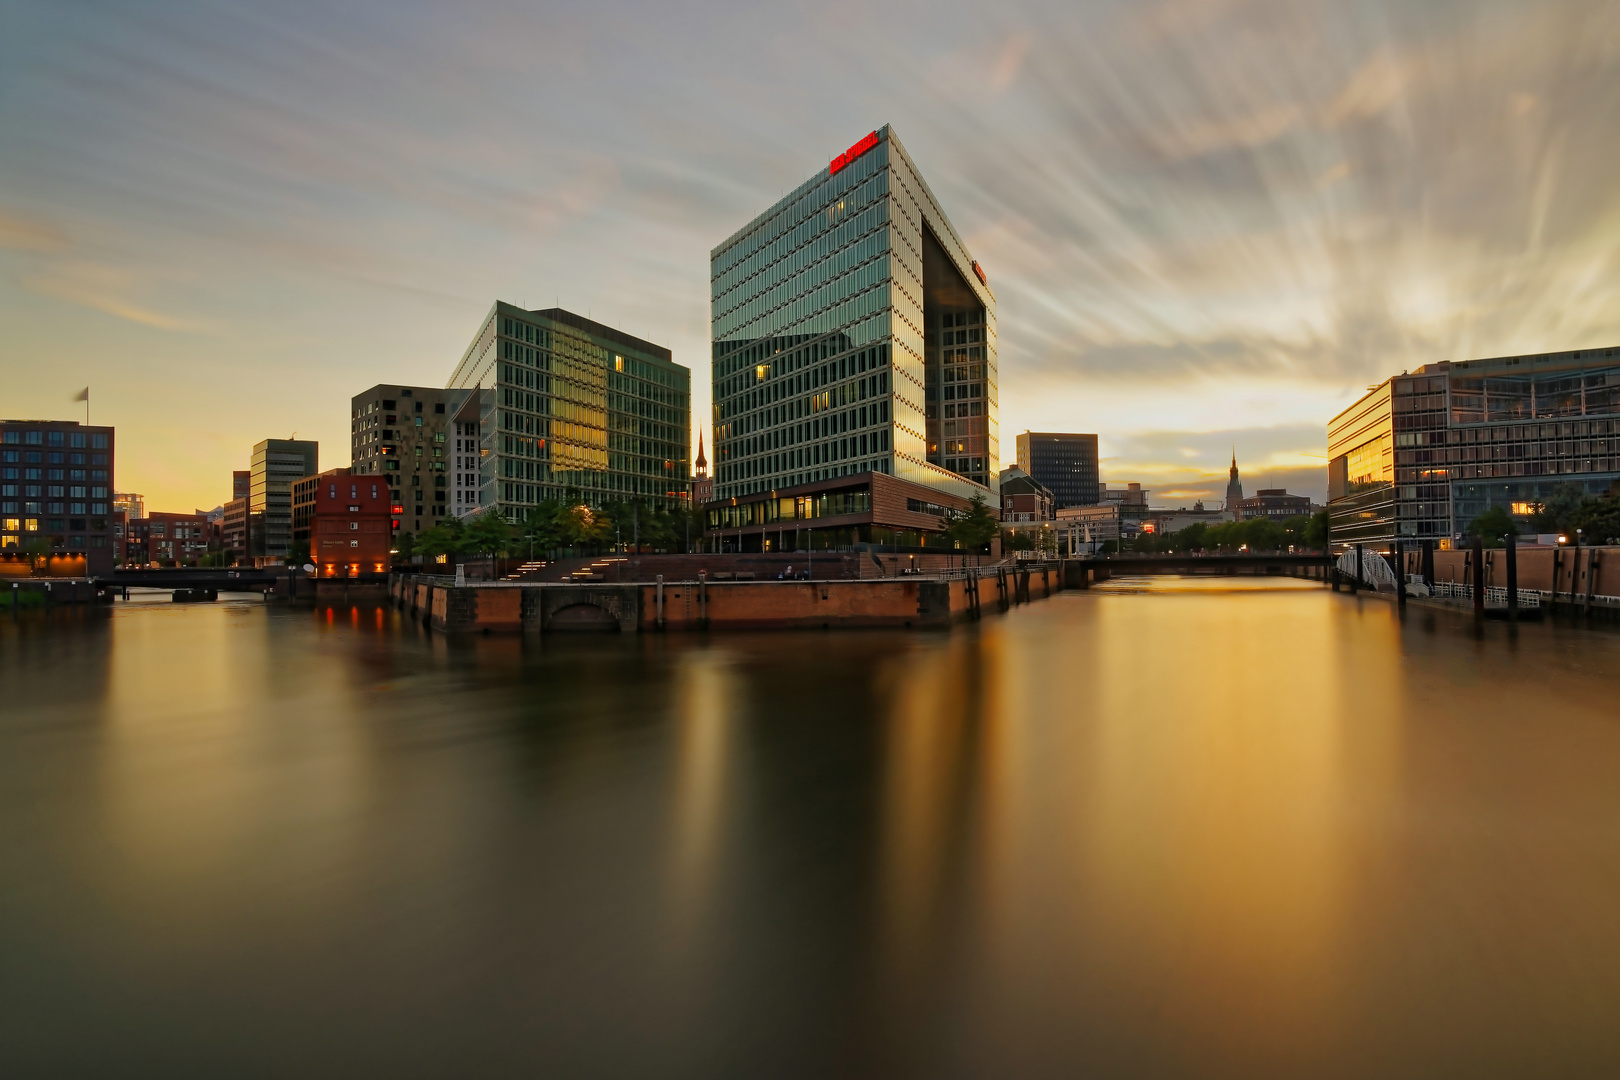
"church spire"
1225,447,1244,515
694,430,708,478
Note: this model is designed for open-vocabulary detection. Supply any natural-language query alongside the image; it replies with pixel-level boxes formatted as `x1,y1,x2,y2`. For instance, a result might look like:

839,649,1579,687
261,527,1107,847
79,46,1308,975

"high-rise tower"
704,124,998,551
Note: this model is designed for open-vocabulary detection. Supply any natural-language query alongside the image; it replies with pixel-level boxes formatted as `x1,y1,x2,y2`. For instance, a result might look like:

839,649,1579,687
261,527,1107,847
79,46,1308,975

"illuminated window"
23,518,37,532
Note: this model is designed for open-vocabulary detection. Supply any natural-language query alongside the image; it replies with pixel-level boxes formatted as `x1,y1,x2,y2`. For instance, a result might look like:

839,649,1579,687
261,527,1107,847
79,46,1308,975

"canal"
3,578,1619,1077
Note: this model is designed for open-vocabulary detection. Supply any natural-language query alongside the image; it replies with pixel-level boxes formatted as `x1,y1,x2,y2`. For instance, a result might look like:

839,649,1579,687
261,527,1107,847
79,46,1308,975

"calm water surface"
4,580,1620,1077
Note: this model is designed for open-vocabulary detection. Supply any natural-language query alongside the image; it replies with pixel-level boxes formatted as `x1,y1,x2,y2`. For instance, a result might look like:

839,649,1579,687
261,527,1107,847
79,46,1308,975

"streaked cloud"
1,0,1615,511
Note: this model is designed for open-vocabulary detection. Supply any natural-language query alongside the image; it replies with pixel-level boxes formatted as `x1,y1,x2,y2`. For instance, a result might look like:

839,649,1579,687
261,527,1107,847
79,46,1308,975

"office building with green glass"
445,303,691,520
706,124,997,550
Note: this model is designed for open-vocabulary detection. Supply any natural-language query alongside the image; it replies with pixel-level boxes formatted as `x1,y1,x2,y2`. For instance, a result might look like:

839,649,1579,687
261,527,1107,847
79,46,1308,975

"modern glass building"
0,419,116,575
1328,345,1620,549
705,124,997,549
249,438,318,559
445,303,691,521
1016,432,1099,509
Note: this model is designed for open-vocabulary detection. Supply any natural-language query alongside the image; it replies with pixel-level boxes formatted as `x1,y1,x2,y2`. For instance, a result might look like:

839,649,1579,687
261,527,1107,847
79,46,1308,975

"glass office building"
706,125,997,547
1016,432,1099,509
446,303,691,520
1328,345,1620,549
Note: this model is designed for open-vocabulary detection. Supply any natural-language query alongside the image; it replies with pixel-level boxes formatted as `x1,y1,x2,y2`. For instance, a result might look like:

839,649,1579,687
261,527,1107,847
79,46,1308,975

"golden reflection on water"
665,649,738,947
8,581,1620,1075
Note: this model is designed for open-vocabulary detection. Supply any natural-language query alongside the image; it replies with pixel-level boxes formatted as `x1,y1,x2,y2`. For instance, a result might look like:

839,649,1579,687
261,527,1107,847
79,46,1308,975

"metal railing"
1424,579,1542,608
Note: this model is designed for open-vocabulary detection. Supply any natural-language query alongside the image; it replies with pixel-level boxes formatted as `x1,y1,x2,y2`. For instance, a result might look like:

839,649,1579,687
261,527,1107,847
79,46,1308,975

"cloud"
24,261,202,332
0,208,68,253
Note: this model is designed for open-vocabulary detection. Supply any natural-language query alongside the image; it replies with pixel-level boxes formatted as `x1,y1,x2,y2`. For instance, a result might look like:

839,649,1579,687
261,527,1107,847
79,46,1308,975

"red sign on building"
829,130,880,175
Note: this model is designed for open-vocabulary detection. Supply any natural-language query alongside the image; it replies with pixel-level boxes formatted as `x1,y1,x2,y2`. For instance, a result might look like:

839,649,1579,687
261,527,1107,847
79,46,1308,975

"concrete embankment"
392,564,1064,634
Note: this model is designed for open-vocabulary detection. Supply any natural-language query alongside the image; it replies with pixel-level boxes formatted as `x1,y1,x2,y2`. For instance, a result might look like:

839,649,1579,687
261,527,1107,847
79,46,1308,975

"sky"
2,0,1618,512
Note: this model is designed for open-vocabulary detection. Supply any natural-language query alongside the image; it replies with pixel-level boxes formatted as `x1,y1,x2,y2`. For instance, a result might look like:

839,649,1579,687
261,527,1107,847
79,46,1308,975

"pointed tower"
693,429,713,507
1225,448,1244,519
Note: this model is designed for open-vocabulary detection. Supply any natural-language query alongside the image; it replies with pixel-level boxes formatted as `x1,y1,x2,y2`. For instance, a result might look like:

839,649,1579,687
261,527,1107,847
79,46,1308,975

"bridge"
1066,553,1334,583
98,568,286,590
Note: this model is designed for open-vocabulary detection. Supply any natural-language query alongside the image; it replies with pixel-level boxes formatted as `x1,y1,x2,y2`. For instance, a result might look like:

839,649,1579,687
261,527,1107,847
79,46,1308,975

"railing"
1424,579,1542,608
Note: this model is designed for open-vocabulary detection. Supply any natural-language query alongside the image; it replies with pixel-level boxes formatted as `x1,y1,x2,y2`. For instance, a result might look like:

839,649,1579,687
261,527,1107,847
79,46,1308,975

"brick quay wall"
391,565,1063,634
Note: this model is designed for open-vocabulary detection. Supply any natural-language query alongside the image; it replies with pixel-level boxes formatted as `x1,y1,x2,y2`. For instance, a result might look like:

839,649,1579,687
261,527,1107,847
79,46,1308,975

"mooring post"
1505,531,1518,623
1571,531,1582,614
1472,533,1485,619
1395,540,1406,607
1352,543,1363,594
656,573,665,631
1587,549,1600,614
1421,539,1435,589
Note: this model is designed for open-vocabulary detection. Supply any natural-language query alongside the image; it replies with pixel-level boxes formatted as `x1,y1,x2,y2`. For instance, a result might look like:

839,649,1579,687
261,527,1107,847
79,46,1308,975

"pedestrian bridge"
1066,553,1333,585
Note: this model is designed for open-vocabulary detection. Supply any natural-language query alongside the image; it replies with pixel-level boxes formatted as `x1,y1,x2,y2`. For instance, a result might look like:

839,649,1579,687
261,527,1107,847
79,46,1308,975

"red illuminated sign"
829,130,880,175
972,260,987,286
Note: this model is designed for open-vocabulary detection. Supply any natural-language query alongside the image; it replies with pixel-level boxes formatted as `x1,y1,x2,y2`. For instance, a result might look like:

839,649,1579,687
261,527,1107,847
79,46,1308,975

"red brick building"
311,472,391,576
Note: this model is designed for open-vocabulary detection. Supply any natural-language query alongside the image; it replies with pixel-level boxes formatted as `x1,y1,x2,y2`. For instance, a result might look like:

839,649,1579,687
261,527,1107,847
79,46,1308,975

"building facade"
704,124,996,548
292,467,348,555
0,420,116,575
1016,432,1099,509
311,473,392,576
444,303,691,521
249,439,318,561
1233,488,1315,521
1328,345,1620,549
998,466,1055,523
350,385,464,537
125,510,211,566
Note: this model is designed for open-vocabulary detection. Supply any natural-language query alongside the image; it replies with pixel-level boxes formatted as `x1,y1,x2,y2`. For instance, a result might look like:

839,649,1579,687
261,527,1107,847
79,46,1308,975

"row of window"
1,484,108,498
1,430,109,448
2,468,107,481
1,501,109,516
1,450,108,466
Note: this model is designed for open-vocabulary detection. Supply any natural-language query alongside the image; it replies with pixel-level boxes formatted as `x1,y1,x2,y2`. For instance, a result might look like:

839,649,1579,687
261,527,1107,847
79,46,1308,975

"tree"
1303,509,1329,550
1570,492,1620,545
1467,505,1516,547
394,530,416,559
463,508,514,556
415,515,469,558
940,494,1000,551
1530,484,1584,533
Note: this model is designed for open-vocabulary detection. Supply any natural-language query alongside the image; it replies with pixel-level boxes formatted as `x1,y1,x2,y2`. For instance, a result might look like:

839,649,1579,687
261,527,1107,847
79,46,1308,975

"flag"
73,387,89,402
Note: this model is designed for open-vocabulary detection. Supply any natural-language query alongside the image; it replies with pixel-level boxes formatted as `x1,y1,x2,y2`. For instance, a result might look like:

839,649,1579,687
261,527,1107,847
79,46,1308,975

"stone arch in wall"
548,601,621,632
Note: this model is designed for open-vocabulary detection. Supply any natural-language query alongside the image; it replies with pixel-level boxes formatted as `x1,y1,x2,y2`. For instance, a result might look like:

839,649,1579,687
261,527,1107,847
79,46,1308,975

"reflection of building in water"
444,302,693,520
705,124,998,552
1329,345,1620,550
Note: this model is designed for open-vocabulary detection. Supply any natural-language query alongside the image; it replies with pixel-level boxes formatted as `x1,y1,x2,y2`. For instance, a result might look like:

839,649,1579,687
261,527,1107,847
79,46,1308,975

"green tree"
1467,505,1516,547
1530,484,1584,533
1570,492,1620,544
940,494,1000,551
463,508,514,556
1173,522,1208,553
394,530,416,559
415,515,469,558
1303,509,1329,550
